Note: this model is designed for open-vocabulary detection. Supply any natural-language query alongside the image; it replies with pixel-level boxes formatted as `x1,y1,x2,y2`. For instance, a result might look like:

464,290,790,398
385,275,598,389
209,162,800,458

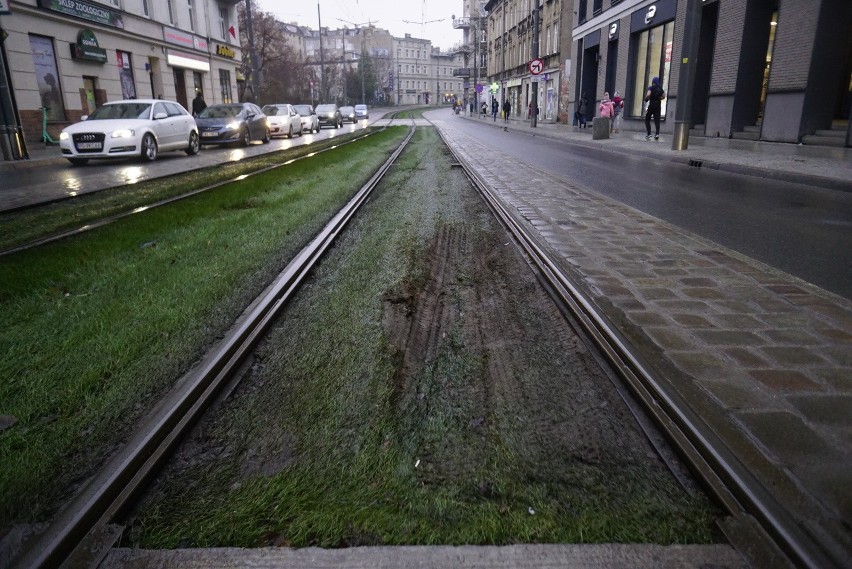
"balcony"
452,17,471,29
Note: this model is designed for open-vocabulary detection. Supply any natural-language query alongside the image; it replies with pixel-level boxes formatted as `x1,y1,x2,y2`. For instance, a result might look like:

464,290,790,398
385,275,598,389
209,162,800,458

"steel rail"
434,126,837,569
12,125,417,569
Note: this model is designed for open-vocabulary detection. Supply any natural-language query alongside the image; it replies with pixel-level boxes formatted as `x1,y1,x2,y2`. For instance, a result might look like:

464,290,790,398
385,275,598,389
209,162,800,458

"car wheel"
262,128,271,144
140,133,158,162
185,131,200,155
68,158,89,166
314,123,319,133
286,125,293,139
239,128,249,147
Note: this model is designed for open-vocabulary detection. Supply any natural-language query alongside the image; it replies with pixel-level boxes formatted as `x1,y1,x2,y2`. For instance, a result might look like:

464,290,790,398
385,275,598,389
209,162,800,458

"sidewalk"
434,114,851,568
455,112,852,193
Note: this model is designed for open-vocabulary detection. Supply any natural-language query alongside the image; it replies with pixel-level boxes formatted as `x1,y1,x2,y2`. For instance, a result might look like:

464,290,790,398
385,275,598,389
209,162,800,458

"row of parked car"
58,99,370,166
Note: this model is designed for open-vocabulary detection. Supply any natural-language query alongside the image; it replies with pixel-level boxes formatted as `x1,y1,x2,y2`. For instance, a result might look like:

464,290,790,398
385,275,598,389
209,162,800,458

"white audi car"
261,103,303,138
59,99,200,166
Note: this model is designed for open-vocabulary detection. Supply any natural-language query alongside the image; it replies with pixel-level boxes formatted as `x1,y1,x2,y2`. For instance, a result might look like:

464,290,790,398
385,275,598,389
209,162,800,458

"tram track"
8,111,828,568
0,113,413,257
10,123,417,569
432,124,835,569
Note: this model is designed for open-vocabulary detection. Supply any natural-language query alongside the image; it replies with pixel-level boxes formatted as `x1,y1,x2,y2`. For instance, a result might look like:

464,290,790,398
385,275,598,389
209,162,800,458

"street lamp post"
530,0,540,128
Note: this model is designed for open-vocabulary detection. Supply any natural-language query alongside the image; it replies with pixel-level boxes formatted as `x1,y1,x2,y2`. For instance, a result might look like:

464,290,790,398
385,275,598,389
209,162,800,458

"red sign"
529,58,544,75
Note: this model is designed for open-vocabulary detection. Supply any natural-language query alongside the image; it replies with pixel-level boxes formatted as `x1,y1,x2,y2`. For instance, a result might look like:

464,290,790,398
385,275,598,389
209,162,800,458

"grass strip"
128,128,721,549
0,127,409,529
0,130,370,251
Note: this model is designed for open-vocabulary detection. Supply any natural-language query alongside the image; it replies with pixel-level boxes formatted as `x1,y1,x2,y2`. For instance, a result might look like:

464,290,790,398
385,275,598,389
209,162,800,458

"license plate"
77,142,102,150
202,131,218,138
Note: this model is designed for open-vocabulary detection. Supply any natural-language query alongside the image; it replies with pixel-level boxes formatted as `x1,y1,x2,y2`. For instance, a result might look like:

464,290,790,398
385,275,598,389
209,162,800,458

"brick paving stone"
682,287,726,300
788,395,852,427
762,329,822,345
815,327,852,342
748,370,824,392
759,346,829,366
813,368,852,391
701,379,786,411
627,311,671,327
694,330,765,346
637,287,680,301
823,345,852,367
668,351,730,379
710,314,766,330
724,348,771,368
680,277,718,287
655,300,712,312
672,314,716,327
642,327,696,351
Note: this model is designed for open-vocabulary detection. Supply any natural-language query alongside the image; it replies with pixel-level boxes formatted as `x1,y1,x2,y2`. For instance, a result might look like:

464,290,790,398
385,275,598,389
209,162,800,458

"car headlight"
59,132,69,141
226,121,242,130
111,129,135,138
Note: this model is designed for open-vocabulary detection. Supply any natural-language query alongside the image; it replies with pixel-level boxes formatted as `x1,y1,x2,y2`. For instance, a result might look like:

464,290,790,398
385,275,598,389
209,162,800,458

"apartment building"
394,34,465,106
1,0,243,149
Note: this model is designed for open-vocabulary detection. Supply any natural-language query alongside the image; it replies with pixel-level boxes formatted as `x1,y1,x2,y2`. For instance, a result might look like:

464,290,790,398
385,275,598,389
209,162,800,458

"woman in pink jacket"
599,92,615,131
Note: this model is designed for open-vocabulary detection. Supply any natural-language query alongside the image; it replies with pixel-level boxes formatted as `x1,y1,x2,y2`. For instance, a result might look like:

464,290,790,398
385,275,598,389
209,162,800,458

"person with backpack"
644,77,665,140
611,90,624,133
502,99,511,122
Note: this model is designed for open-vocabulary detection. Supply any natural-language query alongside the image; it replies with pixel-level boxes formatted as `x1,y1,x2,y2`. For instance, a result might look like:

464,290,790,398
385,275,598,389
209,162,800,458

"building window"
167,0,176,25
219,8,229,40
546,26,551,54
142,0,150,17
188,0,195,32
630,20,674,117
220,69,232,103
579,1,587,24
554,20,559,52
29,35,66,121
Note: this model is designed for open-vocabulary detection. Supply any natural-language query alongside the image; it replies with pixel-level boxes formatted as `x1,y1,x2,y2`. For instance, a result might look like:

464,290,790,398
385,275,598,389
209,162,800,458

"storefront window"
630,21,673,117
29,35,66,121
219,69,232,103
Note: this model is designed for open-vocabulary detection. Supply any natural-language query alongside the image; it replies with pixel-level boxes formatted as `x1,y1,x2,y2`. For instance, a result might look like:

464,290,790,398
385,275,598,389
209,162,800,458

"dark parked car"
315,103,343,129
195,103,270,146
340,105,357,123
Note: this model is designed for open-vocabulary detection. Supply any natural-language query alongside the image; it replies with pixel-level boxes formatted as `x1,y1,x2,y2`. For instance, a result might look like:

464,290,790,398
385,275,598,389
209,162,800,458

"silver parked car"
59,99,200,165
293,104,319,133
261,103,303,138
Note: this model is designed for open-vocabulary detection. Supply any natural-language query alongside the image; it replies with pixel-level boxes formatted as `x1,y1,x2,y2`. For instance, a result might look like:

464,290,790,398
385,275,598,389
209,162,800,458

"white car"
59,99,199,165
261,104,302,138
293,104,319,133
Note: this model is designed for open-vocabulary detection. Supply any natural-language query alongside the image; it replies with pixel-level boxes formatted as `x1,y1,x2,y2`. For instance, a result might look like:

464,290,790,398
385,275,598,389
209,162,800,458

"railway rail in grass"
9,111,830,568
10,125,417,569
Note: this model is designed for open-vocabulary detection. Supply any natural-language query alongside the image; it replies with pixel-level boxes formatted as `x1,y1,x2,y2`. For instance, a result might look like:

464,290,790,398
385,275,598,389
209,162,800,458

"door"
83,77,97,115
151,101,177,148
174,68,187,110
692,1,719,129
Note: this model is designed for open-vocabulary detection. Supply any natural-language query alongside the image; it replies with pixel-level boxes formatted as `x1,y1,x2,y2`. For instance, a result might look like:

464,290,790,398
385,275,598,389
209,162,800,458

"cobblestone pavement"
432,115,851,567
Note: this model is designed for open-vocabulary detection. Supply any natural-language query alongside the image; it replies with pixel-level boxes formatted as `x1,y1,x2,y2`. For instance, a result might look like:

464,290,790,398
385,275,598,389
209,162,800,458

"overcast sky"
253,0,466,51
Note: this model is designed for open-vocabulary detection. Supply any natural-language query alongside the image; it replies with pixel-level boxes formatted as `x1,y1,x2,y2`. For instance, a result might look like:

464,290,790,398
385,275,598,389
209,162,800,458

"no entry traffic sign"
528,58,544,75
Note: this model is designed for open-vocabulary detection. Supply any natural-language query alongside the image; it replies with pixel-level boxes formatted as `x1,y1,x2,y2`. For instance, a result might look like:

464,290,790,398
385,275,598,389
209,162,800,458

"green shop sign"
70,29,107,63
38,0,124,29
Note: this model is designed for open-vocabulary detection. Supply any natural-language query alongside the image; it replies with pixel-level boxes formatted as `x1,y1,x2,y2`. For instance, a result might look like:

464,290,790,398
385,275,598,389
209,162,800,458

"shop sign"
166,49,210,72
70,28,107,63
216,44,236,59
163,27,207,51
630,0,676,32
608,22,619,40
38,0,124,29
0,0,10,15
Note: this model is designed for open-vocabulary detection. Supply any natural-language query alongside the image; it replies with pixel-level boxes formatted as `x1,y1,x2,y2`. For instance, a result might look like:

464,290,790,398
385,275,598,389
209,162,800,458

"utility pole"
530,0,540,128
318,4,325,101
672,0,701,150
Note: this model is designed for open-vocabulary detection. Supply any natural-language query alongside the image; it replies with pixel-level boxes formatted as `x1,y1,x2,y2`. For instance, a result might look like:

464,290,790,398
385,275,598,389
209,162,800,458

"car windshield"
355,105,367,111
315,105,336,113
261,105,289,116
197,105,242,119
87,103,152,120
294,105,312,115
341,107,354,113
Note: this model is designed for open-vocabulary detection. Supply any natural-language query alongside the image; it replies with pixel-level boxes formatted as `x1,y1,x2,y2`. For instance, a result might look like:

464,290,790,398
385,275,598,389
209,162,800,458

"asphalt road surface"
436,113,852,301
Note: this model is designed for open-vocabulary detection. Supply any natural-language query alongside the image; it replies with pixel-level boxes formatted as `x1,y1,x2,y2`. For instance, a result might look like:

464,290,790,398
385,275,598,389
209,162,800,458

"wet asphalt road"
446,115,852,301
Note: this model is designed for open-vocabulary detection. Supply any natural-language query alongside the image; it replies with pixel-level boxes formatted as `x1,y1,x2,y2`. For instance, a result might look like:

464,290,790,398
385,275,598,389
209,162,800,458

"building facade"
485,0,567,122
394,34,465,106
0,0,244,153
569,0,851,145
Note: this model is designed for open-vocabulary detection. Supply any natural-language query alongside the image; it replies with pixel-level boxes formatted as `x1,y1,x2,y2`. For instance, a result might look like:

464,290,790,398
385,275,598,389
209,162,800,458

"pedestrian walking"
599,92,615,130
611,90,624,133
576,93,589,128
491,98,499,122
644,77,665,140
191,90,206,117
502,99,511,122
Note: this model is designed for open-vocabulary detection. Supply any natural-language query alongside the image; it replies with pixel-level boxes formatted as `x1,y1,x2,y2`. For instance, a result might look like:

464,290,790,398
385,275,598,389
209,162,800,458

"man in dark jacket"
644,77,665,140
502,99,511,122
191,91,207,117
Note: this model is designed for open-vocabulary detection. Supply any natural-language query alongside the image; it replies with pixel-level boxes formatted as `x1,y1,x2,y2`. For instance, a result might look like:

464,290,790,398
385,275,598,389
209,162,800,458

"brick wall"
767,0,819,92
709,0,746,94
